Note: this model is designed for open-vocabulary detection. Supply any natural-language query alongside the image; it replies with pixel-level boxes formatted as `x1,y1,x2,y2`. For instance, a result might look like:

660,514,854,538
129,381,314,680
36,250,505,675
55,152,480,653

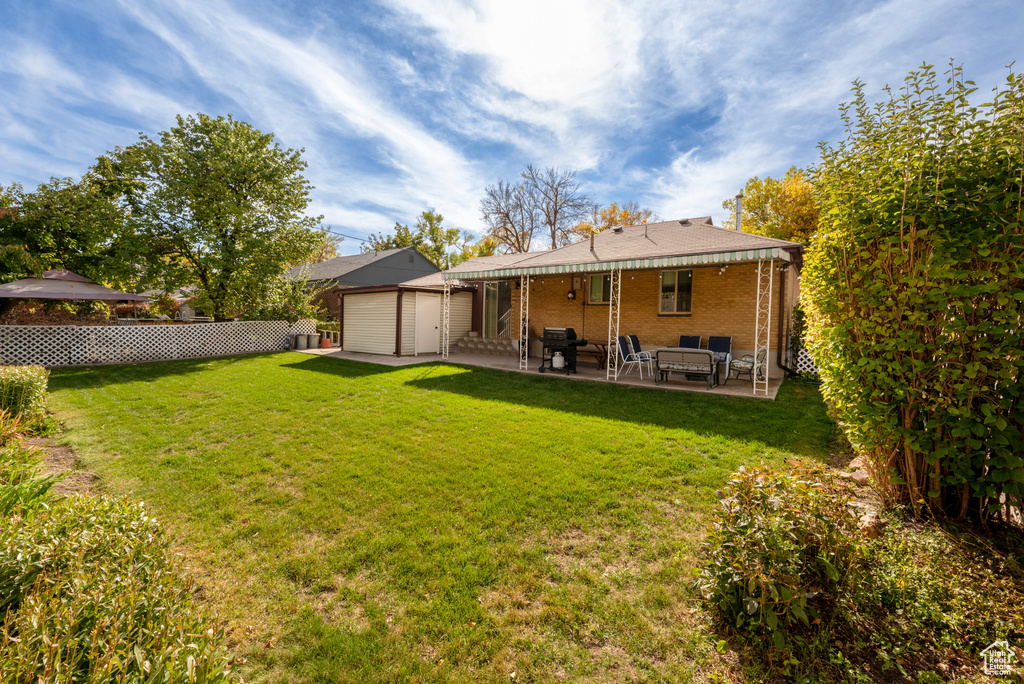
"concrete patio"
295,347,783,399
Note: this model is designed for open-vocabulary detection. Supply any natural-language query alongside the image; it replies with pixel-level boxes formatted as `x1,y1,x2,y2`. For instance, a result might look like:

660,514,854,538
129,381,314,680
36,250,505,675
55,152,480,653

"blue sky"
2,0,1022,254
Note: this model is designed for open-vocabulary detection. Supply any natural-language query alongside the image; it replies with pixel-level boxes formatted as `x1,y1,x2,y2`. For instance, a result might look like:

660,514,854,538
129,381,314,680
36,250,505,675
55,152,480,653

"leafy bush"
696,464,861,649
0,407,235,681
0,496,235,682
699,465,1024,681
804,62,1024,521
0,366,48,426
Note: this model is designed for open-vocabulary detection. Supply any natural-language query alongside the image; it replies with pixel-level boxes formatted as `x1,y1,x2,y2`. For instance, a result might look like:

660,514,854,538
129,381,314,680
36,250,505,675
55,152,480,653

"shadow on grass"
49,352,835,459
284,355,836,459
47,351,408,393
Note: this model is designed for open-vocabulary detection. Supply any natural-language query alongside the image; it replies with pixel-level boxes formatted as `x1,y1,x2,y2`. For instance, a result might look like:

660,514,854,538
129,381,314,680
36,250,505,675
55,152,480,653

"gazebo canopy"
0,270,149,302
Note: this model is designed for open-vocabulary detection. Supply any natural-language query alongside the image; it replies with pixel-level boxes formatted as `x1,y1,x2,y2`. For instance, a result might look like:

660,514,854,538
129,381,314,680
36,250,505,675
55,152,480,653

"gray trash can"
307,334,319,348
294,334,308,350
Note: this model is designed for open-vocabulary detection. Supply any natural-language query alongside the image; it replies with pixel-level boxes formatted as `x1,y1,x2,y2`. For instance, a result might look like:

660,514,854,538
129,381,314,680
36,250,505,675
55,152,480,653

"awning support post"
442,279,451,361
753,259,773,395
606,268,621,381
519,274,529,371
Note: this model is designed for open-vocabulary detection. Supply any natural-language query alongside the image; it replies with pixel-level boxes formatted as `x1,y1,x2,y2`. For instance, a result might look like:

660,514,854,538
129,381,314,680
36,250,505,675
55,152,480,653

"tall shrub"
0,366,48,426
804,63,1024,521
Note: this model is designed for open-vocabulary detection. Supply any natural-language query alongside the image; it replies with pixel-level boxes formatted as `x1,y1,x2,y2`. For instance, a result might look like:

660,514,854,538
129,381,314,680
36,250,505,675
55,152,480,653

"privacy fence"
794,349,819,375
0,320,316,367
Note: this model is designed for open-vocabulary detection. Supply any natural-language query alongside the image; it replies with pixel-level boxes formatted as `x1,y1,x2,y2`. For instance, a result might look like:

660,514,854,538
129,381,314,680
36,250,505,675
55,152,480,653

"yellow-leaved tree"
721,167,818,244
571,201,659,237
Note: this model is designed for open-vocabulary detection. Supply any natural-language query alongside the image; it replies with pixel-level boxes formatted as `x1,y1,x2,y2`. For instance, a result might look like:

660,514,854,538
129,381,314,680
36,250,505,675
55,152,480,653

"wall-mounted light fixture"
718,264,730,275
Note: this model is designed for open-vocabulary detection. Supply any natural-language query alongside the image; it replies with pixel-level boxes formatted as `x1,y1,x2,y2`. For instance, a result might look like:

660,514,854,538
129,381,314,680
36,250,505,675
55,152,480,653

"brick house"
441,217,803,395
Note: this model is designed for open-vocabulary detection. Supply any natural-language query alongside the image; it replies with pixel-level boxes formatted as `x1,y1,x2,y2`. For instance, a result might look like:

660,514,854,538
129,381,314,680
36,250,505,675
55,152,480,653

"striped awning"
443,247,789,280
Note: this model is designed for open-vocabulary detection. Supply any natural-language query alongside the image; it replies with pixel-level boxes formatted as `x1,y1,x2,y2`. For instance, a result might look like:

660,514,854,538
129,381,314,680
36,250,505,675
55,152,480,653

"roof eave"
443,247,794,280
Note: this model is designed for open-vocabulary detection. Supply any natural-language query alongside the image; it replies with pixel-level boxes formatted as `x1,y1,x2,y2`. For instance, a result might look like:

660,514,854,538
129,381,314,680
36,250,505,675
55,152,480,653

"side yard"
47,352,836,682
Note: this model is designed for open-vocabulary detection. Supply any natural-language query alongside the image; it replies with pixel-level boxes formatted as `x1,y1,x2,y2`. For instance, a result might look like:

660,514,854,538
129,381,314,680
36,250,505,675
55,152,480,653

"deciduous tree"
522,164,594,249
459,234,501,261
100,114,322,321
364,210,463,269
0,177,136,288
721,167,819,243
309,228,342,263
571,201,659,237
479,179,539,253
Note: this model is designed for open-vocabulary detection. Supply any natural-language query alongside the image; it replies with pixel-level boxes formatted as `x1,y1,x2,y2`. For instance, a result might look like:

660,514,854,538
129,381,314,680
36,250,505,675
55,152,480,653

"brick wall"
504,261,796,377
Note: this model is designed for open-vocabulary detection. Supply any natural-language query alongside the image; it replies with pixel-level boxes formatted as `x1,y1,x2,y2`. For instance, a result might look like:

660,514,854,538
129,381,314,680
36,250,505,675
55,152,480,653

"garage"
341,285,474,356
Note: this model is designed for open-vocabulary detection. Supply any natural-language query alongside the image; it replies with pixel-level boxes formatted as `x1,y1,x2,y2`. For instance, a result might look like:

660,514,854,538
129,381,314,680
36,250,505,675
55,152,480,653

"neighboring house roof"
444,218,803,280
399,253,529,288
288,246,437,284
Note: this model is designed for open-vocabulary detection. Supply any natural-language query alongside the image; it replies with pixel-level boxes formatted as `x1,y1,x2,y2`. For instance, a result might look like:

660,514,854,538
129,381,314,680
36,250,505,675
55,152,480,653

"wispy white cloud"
116,0,488,236
1,0,1021,249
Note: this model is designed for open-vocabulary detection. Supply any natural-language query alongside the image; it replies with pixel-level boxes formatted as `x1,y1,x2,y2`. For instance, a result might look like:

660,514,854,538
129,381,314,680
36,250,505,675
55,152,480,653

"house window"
588,274,611,303
660,270,692,313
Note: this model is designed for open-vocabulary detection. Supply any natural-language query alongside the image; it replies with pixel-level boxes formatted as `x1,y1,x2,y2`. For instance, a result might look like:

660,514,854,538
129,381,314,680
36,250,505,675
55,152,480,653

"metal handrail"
497,309,513,339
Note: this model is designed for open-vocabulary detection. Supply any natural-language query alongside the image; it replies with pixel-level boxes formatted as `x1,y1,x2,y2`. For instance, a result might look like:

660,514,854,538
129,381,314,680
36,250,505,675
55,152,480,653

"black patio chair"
678,335,701,349
616,336,651,379
707,336,733,385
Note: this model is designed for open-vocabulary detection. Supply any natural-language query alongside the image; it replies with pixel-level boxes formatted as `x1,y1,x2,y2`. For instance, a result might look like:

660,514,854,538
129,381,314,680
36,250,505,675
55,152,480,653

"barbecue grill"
539,327,587,374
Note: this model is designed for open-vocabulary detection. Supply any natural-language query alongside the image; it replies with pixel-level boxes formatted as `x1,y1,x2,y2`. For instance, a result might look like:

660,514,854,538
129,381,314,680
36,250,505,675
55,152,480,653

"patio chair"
730,347,768,386
707,336,733,385
175,304,213,322
678,335,701,349
628,335,655,375
616,336,653,380
627,336,654,363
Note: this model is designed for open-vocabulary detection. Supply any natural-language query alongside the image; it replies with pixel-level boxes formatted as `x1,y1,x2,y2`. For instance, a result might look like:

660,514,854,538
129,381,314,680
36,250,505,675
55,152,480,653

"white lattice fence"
0,320,315,367
795,348,819,374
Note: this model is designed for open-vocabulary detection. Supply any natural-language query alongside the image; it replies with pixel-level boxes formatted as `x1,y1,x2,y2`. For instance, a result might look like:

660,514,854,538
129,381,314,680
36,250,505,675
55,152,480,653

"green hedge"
804,63,1024,521
0,366,48,425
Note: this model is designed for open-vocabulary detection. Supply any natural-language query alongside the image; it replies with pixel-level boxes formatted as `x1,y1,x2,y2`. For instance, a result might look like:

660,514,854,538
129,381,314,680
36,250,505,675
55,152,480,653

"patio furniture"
677,335,701,349
730,347,768,386
653,347,717,389
575,342,608,369
630,336,656,376
627,335,654,364
175,304,213,322
539,327,587,374
707,336,733,385
616,336,653,380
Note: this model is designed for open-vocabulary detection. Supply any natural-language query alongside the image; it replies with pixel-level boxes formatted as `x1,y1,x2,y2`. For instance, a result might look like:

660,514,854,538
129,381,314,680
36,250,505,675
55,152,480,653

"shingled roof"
444,217,802,280
399,253,533,288
288,246,424,282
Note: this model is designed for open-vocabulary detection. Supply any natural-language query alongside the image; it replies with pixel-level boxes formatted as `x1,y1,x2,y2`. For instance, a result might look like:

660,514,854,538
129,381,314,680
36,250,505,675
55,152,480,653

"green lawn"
48,352,835,683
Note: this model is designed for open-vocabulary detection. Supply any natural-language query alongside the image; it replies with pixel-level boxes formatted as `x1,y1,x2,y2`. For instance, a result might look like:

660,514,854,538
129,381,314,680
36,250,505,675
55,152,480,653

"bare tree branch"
522,164,594,249
479,179,538,253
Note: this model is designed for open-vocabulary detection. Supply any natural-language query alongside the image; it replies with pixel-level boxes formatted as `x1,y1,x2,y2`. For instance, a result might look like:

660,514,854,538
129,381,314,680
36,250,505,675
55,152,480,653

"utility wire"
321,227,369,243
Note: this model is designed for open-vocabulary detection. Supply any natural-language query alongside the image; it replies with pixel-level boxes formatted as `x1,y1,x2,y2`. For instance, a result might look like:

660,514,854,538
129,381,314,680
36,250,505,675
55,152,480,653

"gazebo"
0,270,148,304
